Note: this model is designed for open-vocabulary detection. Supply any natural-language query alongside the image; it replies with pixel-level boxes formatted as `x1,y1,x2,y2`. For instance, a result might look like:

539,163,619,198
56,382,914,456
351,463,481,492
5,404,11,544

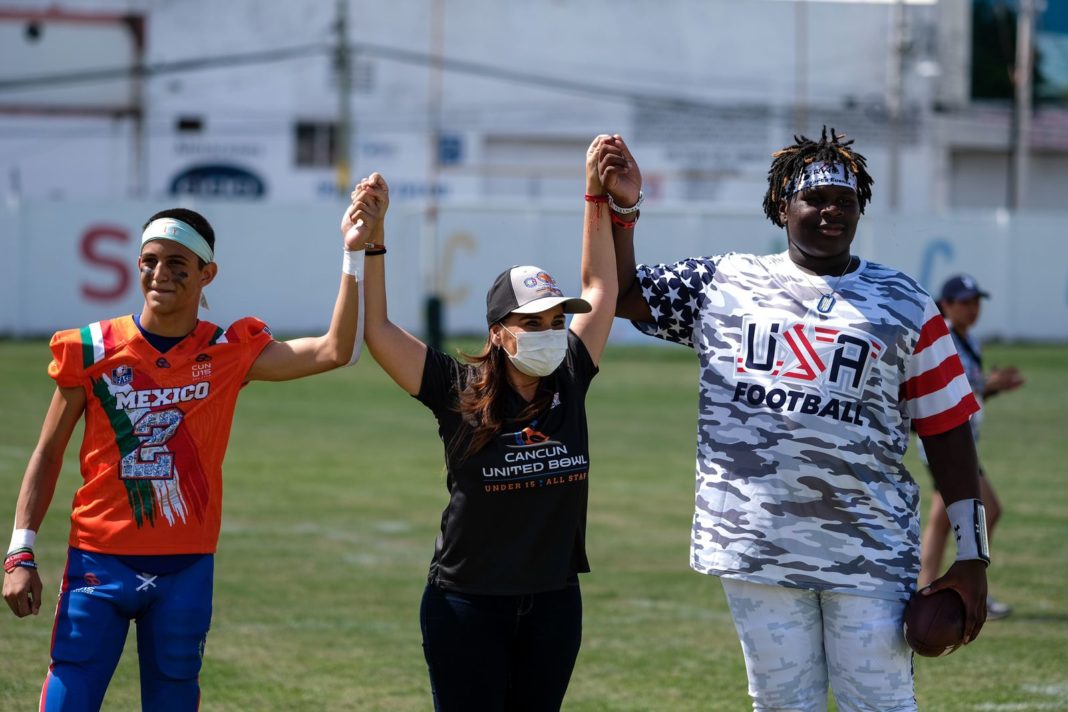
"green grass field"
1,339,1066,711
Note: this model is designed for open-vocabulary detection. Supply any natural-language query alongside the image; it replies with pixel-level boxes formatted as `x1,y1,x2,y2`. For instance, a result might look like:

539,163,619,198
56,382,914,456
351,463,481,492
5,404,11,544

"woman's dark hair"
143,208,216,267
762,126,874,227
448,333,555,463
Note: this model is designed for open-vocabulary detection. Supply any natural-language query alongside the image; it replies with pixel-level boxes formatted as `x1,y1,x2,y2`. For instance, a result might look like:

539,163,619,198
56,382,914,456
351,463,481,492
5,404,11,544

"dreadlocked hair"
761,126,874,227
447,336,555,463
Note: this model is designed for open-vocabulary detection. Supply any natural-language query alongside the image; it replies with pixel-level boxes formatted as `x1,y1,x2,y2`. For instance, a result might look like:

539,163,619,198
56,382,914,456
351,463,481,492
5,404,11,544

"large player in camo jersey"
598,129,989,711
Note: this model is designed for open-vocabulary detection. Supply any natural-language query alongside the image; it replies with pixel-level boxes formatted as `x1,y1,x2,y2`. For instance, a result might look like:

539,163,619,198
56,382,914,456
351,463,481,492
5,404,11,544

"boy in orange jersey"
3,175,388,711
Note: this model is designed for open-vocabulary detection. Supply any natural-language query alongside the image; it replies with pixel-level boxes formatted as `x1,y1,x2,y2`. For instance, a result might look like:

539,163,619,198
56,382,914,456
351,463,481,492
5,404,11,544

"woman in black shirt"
353,135,638,711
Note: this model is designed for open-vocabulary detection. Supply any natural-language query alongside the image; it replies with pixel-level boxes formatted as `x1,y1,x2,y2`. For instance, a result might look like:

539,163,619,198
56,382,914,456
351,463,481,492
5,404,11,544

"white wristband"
342,248,365,280
8,527,36,554
946,498,990,565
608,190,644,214
340,249,365,367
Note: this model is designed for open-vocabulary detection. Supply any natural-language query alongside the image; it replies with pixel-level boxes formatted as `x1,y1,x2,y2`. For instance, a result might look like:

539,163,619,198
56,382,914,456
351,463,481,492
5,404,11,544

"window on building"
295,121,338,168
176,116,203,133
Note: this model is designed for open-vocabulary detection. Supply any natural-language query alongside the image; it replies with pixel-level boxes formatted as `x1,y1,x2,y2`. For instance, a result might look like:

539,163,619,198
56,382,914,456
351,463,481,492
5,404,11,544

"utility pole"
1009,0,1036,210
334,0,352,195
423,0,445,350
126,15,146,198
794,0,808,134
886,0,907,211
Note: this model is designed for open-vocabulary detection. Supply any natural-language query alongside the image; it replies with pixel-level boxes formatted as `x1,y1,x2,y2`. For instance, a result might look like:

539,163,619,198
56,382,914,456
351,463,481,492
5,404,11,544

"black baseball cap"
485,265,591,326
940,274,990,302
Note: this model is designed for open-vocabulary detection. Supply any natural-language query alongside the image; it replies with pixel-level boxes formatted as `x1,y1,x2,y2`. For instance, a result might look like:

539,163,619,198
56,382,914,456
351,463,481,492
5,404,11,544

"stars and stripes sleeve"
903,300,980,436
632,257,716,348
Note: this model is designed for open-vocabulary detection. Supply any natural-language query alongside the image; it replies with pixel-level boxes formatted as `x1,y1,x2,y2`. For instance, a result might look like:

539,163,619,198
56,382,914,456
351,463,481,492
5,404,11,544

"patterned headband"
786,161,858,197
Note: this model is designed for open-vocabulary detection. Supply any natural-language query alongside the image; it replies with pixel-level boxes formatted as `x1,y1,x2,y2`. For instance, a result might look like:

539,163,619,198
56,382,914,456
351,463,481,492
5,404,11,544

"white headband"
141,218,214,264
787,161,858,196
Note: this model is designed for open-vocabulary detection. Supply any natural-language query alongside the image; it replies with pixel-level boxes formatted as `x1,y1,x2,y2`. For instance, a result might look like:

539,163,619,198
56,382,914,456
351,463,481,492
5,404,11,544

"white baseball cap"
485,265,591,326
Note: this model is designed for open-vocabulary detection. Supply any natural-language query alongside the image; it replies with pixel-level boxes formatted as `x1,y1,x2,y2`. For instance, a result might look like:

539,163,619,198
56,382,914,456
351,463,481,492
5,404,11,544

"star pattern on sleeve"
635,257,716,348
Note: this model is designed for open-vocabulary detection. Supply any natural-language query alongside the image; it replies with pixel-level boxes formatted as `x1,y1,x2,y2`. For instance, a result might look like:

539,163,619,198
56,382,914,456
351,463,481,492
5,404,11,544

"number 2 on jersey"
121,407,183,480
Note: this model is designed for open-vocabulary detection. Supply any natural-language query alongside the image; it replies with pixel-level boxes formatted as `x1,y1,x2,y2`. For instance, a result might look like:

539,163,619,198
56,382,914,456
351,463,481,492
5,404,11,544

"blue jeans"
419,579,582,712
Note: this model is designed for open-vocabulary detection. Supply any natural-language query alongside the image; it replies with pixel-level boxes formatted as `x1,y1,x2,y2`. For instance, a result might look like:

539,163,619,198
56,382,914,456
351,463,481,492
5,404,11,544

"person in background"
3,185,372,711
918,274,1024,620
358,136,621,711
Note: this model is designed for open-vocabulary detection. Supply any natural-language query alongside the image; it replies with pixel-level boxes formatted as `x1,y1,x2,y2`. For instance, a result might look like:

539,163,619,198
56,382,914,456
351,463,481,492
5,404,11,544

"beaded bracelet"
584,194,609,204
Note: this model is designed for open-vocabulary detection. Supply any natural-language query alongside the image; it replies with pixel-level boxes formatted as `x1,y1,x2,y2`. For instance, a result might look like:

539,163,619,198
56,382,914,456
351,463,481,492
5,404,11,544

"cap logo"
529,272,562,297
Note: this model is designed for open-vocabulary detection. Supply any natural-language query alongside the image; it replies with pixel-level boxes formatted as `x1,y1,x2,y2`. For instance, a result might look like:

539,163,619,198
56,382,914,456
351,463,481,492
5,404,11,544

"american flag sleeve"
904,299,980,437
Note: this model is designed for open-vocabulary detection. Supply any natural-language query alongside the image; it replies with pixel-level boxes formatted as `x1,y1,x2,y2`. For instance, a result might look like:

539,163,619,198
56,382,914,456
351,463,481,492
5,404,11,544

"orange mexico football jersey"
48,315,273,555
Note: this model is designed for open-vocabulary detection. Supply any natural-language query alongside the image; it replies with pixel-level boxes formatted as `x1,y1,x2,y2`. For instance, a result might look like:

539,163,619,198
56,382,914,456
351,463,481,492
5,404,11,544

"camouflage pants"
721,578,916,712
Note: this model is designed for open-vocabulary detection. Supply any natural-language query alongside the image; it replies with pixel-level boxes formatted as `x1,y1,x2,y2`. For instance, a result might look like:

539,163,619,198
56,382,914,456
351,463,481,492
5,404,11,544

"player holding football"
2,178,383,711
602,130,989,711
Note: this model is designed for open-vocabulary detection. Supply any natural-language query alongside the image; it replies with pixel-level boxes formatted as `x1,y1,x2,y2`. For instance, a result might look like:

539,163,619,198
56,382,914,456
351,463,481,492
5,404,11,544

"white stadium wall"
1,200,1066,343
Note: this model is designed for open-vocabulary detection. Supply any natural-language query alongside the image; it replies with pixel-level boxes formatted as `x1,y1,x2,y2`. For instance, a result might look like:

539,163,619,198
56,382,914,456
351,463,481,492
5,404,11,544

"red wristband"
610,210,639,228
3,549,35,574
584,194,609,204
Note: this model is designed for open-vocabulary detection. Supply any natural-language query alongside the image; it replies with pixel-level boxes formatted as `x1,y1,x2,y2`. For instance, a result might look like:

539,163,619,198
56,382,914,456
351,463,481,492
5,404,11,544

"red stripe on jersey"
904,354,966,400
796,326,825,370
164,422,210,521
914,314,950,354
913,393,980,437
815,327,836,342
100,319,116,358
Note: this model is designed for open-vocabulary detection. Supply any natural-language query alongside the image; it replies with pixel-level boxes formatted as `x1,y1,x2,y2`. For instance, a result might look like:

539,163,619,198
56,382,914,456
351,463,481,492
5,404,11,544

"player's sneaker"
986,595,1012,621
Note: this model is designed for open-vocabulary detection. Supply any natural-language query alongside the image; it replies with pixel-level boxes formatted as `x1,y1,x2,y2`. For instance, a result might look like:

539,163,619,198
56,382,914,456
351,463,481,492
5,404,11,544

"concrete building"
2,1,1066,341
2,0,1065,212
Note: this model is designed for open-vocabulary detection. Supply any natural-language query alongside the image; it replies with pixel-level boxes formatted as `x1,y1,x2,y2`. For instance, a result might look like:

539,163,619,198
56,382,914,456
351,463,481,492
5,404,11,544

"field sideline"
1,339,1065,711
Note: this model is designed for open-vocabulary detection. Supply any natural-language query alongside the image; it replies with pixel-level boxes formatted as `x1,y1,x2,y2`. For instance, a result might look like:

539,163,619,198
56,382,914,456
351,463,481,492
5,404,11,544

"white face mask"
501,326,567,377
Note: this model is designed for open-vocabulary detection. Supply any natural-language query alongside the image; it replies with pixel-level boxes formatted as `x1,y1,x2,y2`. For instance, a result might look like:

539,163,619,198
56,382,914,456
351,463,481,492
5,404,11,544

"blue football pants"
40,548,213,712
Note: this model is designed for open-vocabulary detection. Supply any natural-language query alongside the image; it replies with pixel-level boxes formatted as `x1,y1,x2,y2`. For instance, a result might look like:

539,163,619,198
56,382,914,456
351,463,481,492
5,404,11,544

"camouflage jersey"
634,251,978,601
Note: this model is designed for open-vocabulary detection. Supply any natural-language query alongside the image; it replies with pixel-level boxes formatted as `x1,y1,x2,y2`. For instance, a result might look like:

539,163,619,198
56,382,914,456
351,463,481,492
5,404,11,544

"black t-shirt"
416,329,598,595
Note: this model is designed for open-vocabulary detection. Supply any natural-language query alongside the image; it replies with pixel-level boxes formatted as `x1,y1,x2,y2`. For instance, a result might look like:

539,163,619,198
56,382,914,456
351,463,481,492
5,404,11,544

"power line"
0,42,328,91
0,38,730,112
